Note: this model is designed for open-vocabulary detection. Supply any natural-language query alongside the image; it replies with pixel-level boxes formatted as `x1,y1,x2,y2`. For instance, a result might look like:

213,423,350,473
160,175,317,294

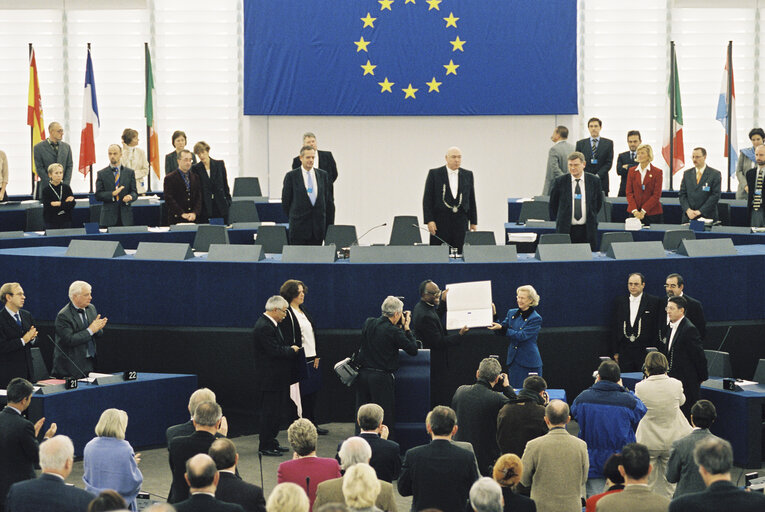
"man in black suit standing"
5,435,94,512
549,151,603,250
95,144,138,227
209,438,266,512
51,281,107,378
0,283,37,387
282,146,335,245
679,147,722,223
398,406,479,512
290,132,338,183
253,295,300,456
32,121,73,199
663,273,706,340
0,378,57,511
354,403,401,483
164,150,203,225
174,454,245,512
615,130,641,197
611,272,662,372
192,141,232,223
423,146,478,253
576,117,614,195
664,296,708,418
166,388,220,446
745,144,765,227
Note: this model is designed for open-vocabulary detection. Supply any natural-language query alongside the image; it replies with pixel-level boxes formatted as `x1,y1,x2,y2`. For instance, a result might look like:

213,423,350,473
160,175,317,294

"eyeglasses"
664,284,679,288
426,290,442,296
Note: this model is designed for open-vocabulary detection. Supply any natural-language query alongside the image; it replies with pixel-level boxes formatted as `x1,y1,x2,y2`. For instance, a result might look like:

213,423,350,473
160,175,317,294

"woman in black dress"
41,163,75,229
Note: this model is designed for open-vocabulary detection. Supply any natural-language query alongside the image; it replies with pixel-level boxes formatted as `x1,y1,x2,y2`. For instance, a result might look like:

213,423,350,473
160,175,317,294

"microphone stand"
341,222,387,258
412,223,458,257
46,335,91,381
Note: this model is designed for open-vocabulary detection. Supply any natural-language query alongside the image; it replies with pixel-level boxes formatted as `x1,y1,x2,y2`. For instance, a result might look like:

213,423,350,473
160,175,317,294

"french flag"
78,48,100,176
716,53,738,177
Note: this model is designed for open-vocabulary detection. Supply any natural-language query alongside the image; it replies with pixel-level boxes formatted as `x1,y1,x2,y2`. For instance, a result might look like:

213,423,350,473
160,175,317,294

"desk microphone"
348,222,387,246
305,476,310,496
46,334,90,381
412,223,455,252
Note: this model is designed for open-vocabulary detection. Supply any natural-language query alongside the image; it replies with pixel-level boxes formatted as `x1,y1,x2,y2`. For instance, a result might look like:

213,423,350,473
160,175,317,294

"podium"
395,349,431,453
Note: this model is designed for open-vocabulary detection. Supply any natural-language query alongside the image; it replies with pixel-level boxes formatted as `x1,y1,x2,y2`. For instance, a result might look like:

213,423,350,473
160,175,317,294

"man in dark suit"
5,435,93,512
253,295,300,456
668,437,765,512
282,145,335,245
666,400,719,498
164,149,203,225
353,403,401,482
549,151,603,250
166,388,220,446
575,117,614,195
423,146,478,253
664,296,708,418
615,130,641,197
663,273,706,340
290,132,338,183
0,378,57,511
174,454,245,512
168,401,226,503
192,142,232,223
398,406,480,512
678,147,722,223
611,272,662,372
51,281,107,378
33,121,73,198
0,283,37,387
451,358,516,476
209,438,265,512
94,144,138,227
745,144,765,227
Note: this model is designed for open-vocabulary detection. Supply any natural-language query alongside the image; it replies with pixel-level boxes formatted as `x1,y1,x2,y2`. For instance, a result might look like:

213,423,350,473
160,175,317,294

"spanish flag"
27,46,45,178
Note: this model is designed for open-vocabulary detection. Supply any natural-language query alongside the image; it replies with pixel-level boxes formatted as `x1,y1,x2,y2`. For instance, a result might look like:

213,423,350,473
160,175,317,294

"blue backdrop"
243,0,578,115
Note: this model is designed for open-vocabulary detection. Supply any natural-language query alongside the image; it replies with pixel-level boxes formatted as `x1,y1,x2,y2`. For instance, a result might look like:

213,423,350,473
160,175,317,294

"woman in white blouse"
121,128,150,194
279,279,328,435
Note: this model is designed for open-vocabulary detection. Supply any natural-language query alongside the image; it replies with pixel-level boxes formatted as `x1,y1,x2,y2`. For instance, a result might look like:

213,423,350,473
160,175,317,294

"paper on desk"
508,232,537,242
445,280,493,330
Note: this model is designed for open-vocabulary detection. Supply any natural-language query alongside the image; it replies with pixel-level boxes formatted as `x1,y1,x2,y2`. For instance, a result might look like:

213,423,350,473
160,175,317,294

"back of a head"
144,505,176,512
94,408,128,440
208,438,237,470
602,453,625,485
523,375,547,393
643,351,668,376
193,401,222,427
598,360,621,383
357,403,384,431
188,388,216,415
342,463,381,509
315,505,348,512
492,453,523,487
6,377,33,404
693,437,733,476
87,490,127,512
338,436,372,470
39,435,74,472
185,453,217,489
469,477,503,512
544,399,569,426
427,406,457,436
287,418,317,456
267,482,310,512
690,399,717,429
477,358,502,382
620,443,650,480
381,296,403,317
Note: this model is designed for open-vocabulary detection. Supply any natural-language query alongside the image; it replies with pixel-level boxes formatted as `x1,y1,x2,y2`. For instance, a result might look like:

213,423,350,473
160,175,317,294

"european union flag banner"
244,0,577,116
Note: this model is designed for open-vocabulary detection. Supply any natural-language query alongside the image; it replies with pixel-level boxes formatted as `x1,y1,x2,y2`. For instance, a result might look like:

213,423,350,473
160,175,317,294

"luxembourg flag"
716,53,738,177
78,47,100,176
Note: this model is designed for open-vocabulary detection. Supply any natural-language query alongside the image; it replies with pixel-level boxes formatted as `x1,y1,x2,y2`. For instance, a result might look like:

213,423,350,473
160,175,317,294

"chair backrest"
25,206,44,231
518,200,550,223
325,225,358,248
704,350,733,378
389,215,422,246
597,200,613,222
538,233,571,245
662,229,695,251
228,201,260,223
599,231,633,253
717,202,731,226
193,225,230,251
753,359,765,383
232,177,262,197
30,347,49,381
463,231,496,246
254,225,288,253
89,204,102,224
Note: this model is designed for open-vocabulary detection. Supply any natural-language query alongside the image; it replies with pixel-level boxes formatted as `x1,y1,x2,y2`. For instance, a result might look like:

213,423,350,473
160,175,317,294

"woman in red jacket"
626,144,663,224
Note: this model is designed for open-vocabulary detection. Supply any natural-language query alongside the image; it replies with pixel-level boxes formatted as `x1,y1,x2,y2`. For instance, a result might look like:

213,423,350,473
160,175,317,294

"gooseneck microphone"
46,334,90,381
412,223,455,252
348,222,387,247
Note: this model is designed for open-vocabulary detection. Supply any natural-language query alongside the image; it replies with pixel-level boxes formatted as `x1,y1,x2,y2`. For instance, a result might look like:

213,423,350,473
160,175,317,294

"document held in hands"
445,280,494,330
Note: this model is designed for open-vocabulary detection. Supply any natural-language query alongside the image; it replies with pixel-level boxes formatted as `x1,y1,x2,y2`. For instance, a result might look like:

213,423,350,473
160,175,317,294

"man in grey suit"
95,145,138,227
33,122,73,199
678,147,721,223
542,126,574,195
520,400,588,512
596,442,670,512
51,281,106,378
666,400,718,498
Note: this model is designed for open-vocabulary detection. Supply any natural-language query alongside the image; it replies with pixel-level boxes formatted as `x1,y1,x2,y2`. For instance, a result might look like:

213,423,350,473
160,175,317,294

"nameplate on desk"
93,374,126,385
65,378,78,389
349,245,450,263
677,238,736,257
124,371,138,381
34,380,69,395
66,240,126,259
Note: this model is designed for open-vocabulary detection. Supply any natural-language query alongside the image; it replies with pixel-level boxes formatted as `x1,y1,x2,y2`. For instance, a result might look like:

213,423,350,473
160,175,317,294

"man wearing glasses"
663,273,706,341
0,283,37,387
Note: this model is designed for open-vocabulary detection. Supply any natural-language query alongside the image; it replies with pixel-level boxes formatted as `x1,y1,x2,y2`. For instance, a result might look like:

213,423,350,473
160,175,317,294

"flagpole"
29,43,35,199
87,43,94,194
726,41,733,193
145,42,152,193
669,41,676,191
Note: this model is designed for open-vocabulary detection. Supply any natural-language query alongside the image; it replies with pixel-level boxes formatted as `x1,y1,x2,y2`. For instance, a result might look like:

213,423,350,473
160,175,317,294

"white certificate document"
445,280,493,329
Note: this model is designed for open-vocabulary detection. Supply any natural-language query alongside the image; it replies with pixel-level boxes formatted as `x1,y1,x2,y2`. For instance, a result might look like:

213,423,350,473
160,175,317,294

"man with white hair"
6,435,94,512
356,296,419,440
51,281,107,378
33,121,73,198
167,388,227,446
469,477,503,512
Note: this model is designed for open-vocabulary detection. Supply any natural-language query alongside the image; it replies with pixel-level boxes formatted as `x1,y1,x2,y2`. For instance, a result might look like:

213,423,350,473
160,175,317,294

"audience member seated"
87,490,128,512
492,454,536,512
665,400,719,498
208,438,266,512
276,418,341,510
496,376,548,458
571,360,646,497
145,505,176,512
265,482,309,512
166,388,225,446
398,406,480,512
5,435,94,512
469,477,504,512
316,437,397,512
350,403,401,483
316,505,348,512
83,408,143,511
173,453,244,512
595,443,669,512
452,357,517,475
584,453,624,512
342,463,382,512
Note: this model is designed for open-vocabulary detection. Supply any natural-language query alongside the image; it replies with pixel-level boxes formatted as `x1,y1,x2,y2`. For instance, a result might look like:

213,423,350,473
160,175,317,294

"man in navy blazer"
575,117,614,195
615,130,641,197
290,132,338,183
549,151,603,250
282,146,335,245
0,283,37,387
32,122,73,198
95,145,138,227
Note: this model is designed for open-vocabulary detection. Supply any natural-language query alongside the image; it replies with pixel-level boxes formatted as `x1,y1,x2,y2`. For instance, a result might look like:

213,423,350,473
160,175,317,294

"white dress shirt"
667,317,682,352
447,168,459,198
629,293,642,326
292,308,316,358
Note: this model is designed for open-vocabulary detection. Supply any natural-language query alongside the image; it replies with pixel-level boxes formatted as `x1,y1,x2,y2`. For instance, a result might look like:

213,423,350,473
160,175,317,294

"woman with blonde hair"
492,454,536,512
266,482,309,512
342,463,382,512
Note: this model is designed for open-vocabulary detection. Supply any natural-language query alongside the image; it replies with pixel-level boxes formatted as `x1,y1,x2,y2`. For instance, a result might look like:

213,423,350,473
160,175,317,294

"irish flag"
145,44,160,179
662,47,684,175
78,47,100,176
27,46,45,179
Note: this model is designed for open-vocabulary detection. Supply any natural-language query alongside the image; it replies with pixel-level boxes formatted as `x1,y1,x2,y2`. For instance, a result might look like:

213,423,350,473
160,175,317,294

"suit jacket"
0,407,41,511
397,438,479,512
174,493,245,512
0,308,35,387
575,137,614,194
543,141,574,195
501,486,537,512
252,314,297,391
665,428,718,498
678,166,721,222
549,172,603,249
314,475,397,512
520,428,588,512
496,396,548,458
746,166,765,221
215,471,266,512
168,430,218,503
626,164,663,217
191,159,232,222
95,165,138,227
668,480,765,512
611,293,662,358
422,166,478,225
291,150,338,183
33,139,73,190
634,375,691,452
51,301,103,378
5,473,95,512
661,294,706,341
615,151,638,197
165,151,197,176
281,167,335,243
276,457,341,510
164,170,203,224
665,318,708,398
358,432,401,483
595,484,669,512
166,420,195,446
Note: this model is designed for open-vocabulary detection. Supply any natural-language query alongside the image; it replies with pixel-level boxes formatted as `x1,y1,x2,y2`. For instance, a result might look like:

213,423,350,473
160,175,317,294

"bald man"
95,145,138,227
422,147,478,253
33,122,73,198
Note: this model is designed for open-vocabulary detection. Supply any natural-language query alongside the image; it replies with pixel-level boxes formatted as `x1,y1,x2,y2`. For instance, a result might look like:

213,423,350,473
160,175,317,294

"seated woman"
626,144,663,225
492,454,536,512
343,463,383,512
41,163,75,229
266,482,309,512
585,453,625,512
83,409,143,511
87,490,127,512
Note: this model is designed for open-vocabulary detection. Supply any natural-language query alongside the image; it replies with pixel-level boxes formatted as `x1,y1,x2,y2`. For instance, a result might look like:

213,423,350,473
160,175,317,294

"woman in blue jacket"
489,285,543,389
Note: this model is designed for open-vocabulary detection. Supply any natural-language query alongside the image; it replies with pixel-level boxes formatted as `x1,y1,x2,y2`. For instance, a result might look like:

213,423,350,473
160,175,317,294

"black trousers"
356,368,396,438
617,346,647,373
569,224,588,244
257,387,288,450
430,212,468,252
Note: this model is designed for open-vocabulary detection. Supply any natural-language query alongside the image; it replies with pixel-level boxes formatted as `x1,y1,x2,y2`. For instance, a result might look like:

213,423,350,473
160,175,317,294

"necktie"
696,170,702,184
591,139,598,159
76,308,87,326
113,168,120,187
181,171,190,191
754,169,764,210
306,172,317,206
574,179,582,220
630,151,635,161
14,313,21,327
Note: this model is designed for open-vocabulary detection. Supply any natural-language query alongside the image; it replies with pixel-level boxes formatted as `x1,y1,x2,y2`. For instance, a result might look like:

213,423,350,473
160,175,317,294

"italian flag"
662,54,685,175
145,44,161,179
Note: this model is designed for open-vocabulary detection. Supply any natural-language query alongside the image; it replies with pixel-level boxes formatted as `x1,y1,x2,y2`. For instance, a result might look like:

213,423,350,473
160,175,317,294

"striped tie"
754,169,764,210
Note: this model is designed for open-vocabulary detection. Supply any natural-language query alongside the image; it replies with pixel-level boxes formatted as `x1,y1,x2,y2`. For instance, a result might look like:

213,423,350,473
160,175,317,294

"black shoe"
259,449,282,457
316,426,329,435
276,445,290,453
